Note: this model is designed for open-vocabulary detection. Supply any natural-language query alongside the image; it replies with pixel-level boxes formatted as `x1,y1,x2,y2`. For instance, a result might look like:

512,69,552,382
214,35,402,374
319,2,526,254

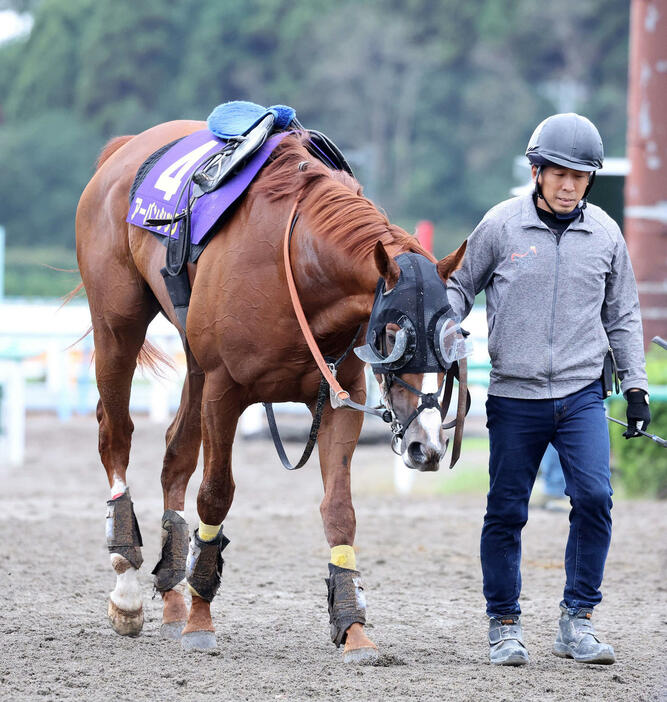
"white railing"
0,300,490,467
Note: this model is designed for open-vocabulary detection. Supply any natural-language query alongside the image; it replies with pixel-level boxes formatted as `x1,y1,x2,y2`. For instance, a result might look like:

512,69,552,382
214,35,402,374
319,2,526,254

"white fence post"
0,359,26,466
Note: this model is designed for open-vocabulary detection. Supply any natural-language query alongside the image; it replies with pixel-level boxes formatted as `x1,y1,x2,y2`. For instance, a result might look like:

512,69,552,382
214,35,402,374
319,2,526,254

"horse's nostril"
407,441,426,464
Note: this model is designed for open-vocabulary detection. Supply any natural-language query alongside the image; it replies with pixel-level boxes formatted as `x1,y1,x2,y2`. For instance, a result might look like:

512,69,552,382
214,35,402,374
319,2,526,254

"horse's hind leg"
316,383,379,664
179,365,239,652
152,348,205,640
91,293,158,637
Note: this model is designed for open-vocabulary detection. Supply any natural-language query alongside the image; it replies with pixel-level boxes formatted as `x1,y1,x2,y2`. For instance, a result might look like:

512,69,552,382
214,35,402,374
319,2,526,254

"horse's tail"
96,135,135,171
61,281,85,307
65,325,175,377
137,339,176,376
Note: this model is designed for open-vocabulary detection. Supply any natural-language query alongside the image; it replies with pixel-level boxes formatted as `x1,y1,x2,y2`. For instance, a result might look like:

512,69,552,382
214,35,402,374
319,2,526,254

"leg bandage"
185,526,230,602
106,490,143,569
151,510,189,592
198,521,222,541
325,563,367,647
330,545,356,570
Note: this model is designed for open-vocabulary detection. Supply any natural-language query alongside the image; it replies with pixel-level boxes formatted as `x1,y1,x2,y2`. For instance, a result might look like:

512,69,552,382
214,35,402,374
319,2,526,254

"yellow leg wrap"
198,521,221,542
330,545,356,570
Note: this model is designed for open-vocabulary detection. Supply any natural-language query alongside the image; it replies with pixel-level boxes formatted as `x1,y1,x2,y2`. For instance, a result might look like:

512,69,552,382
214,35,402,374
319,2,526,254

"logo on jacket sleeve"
511,246,537,263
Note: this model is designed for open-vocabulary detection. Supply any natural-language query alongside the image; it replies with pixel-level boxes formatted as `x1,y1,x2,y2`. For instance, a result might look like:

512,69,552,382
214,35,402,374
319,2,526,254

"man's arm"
601,233,648,396
446,218,498,322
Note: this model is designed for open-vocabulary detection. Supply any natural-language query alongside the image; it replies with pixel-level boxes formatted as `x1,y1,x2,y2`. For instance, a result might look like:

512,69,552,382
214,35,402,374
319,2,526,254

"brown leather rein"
279,196,469,469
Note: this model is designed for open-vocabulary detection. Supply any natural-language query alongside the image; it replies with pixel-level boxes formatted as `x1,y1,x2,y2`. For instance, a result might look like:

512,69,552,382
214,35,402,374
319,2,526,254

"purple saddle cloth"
126,128,288,247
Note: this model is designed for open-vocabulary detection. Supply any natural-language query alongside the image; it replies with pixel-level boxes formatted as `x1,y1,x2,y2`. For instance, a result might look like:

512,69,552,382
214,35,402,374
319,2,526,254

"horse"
75,118,467,662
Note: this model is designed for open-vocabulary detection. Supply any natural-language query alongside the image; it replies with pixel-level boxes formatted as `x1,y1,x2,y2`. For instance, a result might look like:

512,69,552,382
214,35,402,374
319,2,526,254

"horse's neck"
294,237,409,341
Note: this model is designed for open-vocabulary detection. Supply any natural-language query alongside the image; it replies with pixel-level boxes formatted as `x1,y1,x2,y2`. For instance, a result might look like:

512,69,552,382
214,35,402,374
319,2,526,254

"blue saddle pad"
207,100,295,139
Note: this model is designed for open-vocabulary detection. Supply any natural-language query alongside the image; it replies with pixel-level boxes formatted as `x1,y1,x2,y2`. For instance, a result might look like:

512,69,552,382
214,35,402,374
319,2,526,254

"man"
446,113,650,666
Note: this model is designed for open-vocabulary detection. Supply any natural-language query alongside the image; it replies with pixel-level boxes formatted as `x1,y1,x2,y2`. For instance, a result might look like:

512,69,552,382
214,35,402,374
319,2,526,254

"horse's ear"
374,241,401,289
436,239,467,282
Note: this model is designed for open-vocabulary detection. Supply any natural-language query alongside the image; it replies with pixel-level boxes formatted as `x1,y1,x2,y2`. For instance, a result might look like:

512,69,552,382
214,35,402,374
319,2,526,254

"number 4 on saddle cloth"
126,100,353,330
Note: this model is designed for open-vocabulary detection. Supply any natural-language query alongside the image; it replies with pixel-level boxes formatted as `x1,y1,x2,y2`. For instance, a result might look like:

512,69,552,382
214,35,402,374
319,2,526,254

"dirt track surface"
1,414,665,701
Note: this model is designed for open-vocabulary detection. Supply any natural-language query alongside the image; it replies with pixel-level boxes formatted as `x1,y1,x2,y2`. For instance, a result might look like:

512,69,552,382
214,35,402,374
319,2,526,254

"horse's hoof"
342,646,380,665
160,621,185,640
108,599,143,637
181,630,217,651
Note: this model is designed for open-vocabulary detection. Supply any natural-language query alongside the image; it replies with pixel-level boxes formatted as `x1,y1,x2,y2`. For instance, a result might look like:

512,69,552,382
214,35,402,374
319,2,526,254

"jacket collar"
519,192,593,234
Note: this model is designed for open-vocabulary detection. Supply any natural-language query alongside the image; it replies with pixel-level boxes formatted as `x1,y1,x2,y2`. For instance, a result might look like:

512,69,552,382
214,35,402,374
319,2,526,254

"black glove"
623,390,651,439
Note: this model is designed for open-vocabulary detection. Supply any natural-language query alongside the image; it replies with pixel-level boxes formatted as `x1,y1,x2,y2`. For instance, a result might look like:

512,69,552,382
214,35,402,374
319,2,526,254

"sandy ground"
1,413,665,702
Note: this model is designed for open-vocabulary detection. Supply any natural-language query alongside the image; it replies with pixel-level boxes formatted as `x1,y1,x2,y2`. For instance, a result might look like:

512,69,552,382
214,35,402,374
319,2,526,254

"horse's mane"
253,133,429,262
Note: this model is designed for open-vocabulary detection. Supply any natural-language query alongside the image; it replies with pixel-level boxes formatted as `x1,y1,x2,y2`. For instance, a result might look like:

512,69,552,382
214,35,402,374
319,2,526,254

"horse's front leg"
179,365,239,651
316,384,379,664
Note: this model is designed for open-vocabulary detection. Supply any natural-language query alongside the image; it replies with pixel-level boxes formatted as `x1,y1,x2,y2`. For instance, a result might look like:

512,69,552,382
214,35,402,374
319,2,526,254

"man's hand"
623,389,651,439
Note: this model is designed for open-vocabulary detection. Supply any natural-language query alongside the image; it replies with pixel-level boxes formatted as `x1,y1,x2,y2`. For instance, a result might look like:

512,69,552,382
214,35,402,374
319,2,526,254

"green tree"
0,109,99,245
74,0,194,135
0,0,633,276
3,0,93,120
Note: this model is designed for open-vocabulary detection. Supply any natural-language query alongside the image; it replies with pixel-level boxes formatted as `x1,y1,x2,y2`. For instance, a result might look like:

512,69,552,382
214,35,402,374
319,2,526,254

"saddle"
128,101,353,331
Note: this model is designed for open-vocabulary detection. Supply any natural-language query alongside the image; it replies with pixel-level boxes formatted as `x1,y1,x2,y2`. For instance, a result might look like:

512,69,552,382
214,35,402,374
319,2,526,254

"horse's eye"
385,329,396,352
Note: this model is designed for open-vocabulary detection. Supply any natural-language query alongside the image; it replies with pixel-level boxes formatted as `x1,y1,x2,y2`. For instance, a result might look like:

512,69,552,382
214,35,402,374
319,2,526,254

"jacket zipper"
547,234,561,397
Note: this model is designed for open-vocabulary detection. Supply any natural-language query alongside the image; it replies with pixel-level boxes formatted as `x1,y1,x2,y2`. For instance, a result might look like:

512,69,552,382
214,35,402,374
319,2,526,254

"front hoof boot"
160,621,185,640
343,645,379,664
181,630,217,651
108,599,144,637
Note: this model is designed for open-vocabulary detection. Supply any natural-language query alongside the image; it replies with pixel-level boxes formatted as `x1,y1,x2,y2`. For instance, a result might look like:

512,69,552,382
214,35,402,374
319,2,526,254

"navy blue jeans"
482,381,612,618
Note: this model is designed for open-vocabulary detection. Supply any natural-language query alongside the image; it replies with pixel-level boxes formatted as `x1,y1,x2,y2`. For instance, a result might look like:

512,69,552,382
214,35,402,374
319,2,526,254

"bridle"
266,195,470,469
379,363,470,459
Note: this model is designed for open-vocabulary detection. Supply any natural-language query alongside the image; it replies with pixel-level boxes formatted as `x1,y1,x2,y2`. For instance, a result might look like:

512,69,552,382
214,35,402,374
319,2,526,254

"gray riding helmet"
526,113,604,172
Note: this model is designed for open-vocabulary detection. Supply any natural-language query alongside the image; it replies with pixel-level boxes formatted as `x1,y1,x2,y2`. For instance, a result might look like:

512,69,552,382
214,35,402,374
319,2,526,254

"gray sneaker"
488,616,530,665
553,606,616,664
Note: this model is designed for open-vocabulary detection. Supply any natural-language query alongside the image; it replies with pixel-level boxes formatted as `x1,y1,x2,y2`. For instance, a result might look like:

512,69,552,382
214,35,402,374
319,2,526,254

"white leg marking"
109,554,143,612
110,477,126,500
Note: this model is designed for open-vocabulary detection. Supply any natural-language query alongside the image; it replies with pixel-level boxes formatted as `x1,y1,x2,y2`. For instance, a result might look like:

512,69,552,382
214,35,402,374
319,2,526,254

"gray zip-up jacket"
447,193,648,399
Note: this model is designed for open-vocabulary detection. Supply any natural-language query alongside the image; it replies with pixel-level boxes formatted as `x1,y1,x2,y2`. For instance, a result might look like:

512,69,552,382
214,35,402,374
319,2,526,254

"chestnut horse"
76,120,466,662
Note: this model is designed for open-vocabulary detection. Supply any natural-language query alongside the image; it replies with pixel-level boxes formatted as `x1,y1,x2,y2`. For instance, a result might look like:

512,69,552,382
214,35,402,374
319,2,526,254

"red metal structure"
625,0,667,346
415,219,434,253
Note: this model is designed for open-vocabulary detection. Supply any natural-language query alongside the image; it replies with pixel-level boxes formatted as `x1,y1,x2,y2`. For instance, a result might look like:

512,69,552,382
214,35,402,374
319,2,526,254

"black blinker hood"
363,253,453,374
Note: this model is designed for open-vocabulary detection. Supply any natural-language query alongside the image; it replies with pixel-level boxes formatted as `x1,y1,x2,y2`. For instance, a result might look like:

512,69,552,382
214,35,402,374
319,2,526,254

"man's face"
532,165,590,214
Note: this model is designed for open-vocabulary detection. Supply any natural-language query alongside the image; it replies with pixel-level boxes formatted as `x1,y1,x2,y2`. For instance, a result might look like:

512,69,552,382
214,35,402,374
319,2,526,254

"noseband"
380,365,470,457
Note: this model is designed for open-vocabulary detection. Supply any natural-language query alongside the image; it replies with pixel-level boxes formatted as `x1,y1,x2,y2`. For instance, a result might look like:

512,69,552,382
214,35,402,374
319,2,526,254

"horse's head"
355,240,468,471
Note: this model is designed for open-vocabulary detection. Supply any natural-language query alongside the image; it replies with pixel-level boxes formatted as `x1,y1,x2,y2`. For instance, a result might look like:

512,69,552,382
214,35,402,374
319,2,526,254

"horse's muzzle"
403,436,449,472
